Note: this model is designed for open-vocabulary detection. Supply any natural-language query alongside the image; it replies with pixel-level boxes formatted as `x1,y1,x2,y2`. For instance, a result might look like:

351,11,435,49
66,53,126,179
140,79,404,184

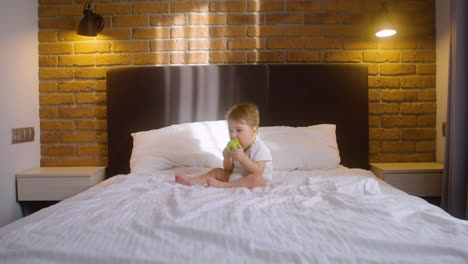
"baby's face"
227,119,257,149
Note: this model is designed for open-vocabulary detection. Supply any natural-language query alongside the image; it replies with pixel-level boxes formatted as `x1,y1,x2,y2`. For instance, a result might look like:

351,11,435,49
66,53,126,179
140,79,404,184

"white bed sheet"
1,167,468,264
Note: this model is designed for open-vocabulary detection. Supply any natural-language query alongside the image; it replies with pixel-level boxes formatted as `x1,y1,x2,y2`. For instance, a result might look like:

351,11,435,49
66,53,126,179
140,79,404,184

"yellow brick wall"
38,0,436,167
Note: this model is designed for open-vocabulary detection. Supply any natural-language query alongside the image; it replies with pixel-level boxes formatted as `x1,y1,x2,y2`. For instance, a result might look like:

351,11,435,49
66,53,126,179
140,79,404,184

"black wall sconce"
77,1,104,36
375,1,397,37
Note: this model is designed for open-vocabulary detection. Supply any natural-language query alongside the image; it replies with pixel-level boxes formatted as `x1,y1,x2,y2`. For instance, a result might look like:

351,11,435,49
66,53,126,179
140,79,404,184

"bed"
1,65,468,263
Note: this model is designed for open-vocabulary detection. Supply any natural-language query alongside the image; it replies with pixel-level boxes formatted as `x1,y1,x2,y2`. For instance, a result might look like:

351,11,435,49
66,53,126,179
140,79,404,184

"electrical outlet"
11,127,35,144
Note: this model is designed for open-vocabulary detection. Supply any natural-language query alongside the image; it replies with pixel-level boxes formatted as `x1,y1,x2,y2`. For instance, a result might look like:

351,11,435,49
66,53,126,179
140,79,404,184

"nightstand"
16,167,105,216
370,162,444,204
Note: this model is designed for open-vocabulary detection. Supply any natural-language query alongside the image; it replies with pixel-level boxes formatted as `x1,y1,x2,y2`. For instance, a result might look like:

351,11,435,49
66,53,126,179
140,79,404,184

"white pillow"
130,121,340,173
258,124,340,171
130,120,229,173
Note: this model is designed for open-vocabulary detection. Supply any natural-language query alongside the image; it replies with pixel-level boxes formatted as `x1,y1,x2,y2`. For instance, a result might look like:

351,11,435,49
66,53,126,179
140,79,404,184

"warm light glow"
376,29,397,37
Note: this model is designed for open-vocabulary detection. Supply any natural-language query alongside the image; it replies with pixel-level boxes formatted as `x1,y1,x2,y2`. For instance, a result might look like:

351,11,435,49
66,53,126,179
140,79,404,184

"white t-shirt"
230,136,273,182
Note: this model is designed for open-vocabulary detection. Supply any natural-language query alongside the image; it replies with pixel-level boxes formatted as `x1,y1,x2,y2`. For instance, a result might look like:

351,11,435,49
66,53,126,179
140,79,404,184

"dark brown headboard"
106,64,368,177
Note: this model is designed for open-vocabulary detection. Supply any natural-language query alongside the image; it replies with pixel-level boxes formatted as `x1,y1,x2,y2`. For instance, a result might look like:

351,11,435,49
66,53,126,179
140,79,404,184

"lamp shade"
374,2,397,38
77,5,104,36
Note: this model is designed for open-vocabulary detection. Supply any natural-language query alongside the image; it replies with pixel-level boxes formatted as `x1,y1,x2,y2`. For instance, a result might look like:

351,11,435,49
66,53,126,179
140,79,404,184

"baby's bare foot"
175,174,197,186
207,177,227,188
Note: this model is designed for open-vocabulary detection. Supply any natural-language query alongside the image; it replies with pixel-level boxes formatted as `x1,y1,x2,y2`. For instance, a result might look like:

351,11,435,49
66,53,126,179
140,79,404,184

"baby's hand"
230,147,245,161
222,148,232,159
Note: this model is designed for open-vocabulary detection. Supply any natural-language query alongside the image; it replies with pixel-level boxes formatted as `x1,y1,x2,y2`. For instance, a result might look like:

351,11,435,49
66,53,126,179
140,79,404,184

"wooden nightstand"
16,167,105,215
370,162,444,198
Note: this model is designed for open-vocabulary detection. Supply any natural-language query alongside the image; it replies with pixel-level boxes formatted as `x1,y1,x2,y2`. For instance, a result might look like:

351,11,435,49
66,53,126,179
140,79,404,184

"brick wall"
38,0,436,167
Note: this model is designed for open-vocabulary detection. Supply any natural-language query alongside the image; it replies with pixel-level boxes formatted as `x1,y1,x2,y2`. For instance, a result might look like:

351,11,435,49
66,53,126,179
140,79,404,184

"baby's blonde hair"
225,103,260,128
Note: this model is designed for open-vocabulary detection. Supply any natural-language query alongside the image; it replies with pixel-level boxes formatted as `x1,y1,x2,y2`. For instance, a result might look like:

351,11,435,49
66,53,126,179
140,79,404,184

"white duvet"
1,167,468,264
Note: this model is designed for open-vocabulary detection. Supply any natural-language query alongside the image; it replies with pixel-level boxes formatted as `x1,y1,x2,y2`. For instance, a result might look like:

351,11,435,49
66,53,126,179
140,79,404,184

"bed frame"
106,64,369,177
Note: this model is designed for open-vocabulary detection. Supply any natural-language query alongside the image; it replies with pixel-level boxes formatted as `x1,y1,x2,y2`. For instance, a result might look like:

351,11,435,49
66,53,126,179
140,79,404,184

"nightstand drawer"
17,177,95,201
384,172,442,197
370,162,444,197
16,167,105,202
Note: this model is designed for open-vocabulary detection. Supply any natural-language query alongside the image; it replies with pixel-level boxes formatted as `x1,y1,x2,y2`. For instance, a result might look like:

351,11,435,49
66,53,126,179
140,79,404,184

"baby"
175,103,272,189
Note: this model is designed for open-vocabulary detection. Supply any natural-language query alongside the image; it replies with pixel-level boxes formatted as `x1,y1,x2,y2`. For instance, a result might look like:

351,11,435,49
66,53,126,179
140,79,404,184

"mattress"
1,167,468,263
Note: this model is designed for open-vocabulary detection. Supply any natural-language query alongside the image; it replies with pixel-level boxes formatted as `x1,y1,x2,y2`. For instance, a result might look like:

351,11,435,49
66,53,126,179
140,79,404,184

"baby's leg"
175,168,230,186
207,172,266,189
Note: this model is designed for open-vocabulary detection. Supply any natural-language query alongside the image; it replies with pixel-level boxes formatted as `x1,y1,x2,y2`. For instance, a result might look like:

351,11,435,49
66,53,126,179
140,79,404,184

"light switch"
11,127,35,144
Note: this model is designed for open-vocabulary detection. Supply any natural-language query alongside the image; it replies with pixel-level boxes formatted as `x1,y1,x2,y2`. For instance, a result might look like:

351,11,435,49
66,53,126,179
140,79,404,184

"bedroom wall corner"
435,0,450,163
37,0,437,168
0,1,40,227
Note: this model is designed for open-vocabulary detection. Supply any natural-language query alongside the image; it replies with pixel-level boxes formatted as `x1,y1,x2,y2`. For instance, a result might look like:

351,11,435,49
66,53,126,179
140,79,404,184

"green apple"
227,139,241,151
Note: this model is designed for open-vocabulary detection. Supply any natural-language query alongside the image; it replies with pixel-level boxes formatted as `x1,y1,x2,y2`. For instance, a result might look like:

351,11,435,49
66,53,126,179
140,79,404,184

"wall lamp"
77,1,104,36
375,1,397,37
